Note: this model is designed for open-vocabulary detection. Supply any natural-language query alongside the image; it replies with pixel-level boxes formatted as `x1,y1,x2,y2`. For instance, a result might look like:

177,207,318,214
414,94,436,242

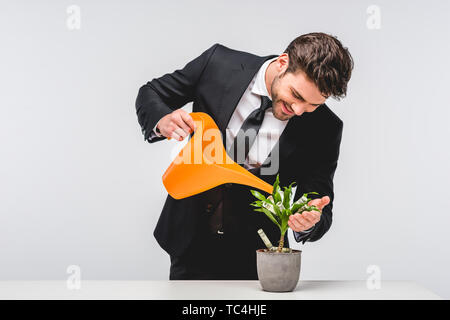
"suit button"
206,203,213,213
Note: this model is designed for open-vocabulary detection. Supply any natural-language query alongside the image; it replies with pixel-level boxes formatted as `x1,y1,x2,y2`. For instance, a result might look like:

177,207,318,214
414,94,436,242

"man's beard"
269,75,291,121
271,91,292,121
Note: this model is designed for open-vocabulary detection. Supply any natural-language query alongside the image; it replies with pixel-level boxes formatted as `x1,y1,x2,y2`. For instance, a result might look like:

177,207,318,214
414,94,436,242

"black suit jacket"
135,43,343,258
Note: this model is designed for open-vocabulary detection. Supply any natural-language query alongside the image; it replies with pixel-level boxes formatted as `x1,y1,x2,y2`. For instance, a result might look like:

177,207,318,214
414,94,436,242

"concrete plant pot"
256,249,302,292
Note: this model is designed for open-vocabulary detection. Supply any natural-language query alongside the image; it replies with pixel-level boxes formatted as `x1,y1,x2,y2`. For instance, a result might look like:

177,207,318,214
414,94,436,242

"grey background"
1,0,449,298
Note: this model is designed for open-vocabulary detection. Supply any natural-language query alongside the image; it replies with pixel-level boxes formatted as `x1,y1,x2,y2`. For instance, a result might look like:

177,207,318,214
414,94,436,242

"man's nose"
291,103,305,116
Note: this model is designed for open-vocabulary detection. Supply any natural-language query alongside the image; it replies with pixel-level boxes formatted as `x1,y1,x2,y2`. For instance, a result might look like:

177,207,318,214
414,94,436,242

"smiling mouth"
281,101,295,115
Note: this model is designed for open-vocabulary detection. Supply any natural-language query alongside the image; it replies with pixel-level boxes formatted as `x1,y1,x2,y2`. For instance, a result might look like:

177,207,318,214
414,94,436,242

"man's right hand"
156,109,197,141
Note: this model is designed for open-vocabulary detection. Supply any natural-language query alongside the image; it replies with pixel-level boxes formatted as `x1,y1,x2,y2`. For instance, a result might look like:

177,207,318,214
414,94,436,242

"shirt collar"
251,56,278,100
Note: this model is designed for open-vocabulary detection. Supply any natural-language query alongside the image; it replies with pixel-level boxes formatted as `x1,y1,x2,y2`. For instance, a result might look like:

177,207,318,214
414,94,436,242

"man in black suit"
135,33,353,280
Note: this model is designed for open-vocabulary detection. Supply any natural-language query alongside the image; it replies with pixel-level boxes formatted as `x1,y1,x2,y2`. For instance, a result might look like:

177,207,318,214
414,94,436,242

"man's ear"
277,53,289,73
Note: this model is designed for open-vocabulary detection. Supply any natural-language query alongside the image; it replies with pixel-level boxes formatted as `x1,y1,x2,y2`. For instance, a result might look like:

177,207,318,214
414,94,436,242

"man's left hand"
288,196,330,232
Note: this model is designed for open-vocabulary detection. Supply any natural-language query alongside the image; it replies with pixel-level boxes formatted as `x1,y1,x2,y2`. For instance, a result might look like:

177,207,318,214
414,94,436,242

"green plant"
250,174,321,253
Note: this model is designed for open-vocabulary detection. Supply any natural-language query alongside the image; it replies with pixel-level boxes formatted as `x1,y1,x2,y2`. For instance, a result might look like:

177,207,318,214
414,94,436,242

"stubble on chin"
271,103,291,121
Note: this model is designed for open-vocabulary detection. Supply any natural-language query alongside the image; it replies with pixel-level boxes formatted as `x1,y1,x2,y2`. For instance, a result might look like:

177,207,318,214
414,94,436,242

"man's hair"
283,32,354,100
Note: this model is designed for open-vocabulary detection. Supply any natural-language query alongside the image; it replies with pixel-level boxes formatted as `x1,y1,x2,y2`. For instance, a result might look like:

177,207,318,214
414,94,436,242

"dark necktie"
229,95,272,166
208,96,272,236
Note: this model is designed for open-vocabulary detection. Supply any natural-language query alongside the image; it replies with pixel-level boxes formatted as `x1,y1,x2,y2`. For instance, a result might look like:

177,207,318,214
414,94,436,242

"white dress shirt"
225,57,289,168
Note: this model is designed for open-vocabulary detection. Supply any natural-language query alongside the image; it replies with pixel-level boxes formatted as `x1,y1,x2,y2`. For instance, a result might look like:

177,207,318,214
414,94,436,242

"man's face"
270,64,328,121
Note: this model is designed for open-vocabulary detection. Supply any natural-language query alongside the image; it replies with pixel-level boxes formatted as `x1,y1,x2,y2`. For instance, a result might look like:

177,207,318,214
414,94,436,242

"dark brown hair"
283,32,354,100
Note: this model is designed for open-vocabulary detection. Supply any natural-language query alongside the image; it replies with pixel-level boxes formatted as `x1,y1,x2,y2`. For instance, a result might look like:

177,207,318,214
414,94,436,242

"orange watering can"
162,112,273,199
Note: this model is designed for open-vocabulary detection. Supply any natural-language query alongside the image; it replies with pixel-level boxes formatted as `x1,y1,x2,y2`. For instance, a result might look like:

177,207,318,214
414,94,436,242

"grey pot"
256,249,302,292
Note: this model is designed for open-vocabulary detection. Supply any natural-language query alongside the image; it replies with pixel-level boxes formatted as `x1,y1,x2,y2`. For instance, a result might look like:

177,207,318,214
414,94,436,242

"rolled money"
269,247,292,253
257,229,274,250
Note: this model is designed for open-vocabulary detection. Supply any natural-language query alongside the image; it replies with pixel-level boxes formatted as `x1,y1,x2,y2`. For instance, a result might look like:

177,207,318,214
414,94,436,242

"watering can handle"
158,112,200,141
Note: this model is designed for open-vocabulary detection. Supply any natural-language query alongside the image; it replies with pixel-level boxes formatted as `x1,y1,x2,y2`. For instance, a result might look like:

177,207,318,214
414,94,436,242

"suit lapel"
216,55,277,138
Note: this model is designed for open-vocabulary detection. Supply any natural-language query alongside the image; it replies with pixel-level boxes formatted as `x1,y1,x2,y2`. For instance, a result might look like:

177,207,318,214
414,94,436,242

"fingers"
173,113,192,138
288,211,321,232
161,110,196,141
321,196,330,209
288,216,307,231
180,111,197,133
302,211,321,224
308,196,330,211
170,130,182,141
289,213,310,231
174,127,188,140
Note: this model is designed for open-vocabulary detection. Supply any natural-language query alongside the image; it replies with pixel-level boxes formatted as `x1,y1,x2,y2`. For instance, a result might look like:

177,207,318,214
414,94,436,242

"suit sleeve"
292,120,344,244
147,118,164,140
135,43,220,143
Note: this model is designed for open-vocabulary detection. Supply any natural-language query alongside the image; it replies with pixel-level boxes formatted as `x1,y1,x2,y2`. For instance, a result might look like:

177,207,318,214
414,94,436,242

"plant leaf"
272,200,281,217
250,200,263,207
274,186,282,203
287,182,296,207
291,202,306,213
256,207,281,228
283,186,291,209
285,208,292,216
250,190,267,201
288,181,297,189
272,174,280,198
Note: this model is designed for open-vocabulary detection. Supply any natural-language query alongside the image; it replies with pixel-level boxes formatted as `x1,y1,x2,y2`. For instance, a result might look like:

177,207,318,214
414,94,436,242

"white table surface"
0,280,441,300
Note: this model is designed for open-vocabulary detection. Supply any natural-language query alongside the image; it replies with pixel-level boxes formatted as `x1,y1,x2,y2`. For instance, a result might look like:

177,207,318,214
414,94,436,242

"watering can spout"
162,112,273,199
